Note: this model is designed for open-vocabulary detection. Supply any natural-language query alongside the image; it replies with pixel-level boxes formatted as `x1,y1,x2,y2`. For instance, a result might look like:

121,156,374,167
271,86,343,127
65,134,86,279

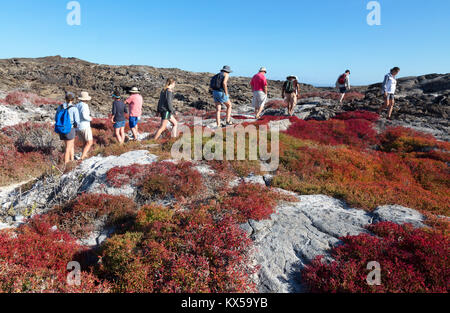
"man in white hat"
76,91,94,160
250,67,268,119
282,76,300,116
125,87,143,140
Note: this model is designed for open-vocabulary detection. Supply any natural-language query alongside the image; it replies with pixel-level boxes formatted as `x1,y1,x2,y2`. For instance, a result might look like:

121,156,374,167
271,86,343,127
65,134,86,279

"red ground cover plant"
285,118,378,148
0,123,60,186
334,110,380,123
98,204,255,293
48,193,138,239
301,222,449,293
106,161,204,201
221,183,298,222
0,91,61,106
273,135,450,215
0,216,111,293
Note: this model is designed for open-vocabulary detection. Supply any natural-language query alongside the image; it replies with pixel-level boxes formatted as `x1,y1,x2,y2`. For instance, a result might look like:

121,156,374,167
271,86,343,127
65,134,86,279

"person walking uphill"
76,91,94,160
282,76,300,116
55,92,80,165
154,78,179,140
379,67,400,119
125,87,143,141
210,66,234,128
250,67,268,119
336,70,351,104
111,92,128,145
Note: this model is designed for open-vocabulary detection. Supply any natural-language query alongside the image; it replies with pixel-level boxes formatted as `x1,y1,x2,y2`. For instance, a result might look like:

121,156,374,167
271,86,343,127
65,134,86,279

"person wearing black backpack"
282,76,300,116
336,70,351,104
55,92,80,165
210,66,233,128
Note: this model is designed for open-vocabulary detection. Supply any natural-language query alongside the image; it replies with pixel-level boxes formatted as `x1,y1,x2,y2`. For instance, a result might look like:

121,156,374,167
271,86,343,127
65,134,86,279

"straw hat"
130,87,140,94
78,91,92,101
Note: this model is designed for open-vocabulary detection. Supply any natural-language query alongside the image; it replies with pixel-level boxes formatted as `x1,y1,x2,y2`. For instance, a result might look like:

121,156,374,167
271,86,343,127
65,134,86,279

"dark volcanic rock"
0,56,320,115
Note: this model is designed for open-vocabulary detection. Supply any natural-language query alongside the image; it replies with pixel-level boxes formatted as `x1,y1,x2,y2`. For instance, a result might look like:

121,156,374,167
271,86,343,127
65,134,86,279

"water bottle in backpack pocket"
55,105,73,135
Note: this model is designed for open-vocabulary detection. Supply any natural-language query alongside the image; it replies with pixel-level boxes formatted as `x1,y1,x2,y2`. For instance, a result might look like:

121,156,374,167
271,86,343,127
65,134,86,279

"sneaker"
74,153,82,161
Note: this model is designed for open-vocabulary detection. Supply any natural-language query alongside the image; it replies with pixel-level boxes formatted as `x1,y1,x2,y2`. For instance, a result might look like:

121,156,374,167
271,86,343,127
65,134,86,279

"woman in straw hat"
76,91,94,160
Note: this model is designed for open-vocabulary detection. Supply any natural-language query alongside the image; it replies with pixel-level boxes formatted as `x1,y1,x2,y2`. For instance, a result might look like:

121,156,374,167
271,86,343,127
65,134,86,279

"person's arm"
264,78,268,95
81,103,93,122
223,75,229,95
111,103,116,123
382,75,389,95
346,76,351,89
281,83,285,98
72,107,81,127
167,90,175,113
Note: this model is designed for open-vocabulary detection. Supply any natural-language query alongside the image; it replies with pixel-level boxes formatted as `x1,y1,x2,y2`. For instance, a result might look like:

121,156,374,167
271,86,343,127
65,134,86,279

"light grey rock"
372,205,425,228
268,119,292,131
0,151,158,225
243,175,266,186
250,194,426,293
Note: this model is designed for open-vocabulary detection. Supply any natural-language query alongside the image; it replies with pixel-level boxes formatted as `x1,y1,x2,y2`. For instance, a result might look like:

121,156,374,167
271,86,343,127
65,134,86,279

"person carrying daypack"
55,92,80,165
336,70,351,103
154,78,179,140
282,75,300,116
76,91,94,160
210,66,234,128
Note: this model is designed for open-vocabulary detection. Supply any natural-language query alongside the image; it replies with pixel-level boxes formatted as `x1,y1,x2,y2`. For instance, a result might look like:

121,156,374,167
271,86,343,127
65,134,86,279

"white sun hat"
130,87,140,94
78,91,92,101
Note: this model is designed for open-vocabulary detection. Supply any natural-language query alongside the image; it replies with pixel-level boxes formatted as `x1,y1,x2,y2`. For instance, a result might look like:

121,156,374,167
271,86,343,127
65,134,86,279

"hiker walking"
250,67,268,119
55,92,80,165
76,91,94,160
379,67,400,119
210,66,234,128
111,92,128,145
154,78,179,140
336,70,351,104
125,87,143,141
282,75,300,116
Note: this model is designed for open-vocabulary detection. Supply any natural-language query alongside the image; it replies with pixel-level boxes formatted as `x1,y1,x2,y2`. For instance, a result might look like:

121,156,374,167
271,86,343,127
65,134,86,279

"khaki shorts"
252,91,267,110
285,92,298,107
77,127,93,143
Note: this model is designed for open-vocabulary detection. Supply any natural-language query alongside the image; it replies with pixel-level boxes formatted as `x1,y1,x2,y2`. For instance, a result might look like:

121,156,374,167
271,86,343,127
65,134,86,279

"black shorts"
59,128,76,141
339,87,347,94
160,111,172,120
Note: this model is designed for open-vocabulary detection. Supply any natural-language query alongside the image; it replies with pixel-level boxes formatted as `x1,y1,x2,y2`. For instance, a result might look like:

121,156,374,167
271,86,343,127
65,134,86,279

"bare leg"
154,120,169,140
81,140,93,160
339,93,345,104
64,139,75,164
225,101,233,123
388,99,395,119
131,127,139,141
115,128,123,144
120,128,126,143
216,104,222,127
169,116,178,138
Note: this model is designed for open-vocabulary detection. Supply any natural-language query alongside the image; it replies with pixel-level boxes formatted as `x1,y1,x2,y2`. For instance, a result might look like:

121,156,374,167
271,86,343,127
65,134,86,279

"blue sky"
0,0,449,86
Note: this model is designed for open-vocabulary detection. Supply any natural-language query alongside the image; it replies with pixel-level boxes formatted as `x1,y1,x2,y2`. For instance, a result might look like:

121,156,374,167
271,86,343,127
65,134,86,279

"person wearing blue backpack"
55,92,80,165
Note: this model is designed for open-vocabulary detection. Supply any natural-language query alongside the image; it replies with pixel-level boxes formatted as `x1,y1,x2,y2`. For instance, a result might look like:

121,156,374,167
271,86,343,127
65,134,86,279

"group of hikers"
54,66,400,164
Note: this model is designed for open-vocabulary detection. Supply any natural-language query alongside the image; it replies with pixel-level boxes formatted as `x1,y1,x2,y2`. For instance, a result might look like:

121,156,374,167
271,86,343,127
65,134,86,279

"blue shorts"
129,116,140,129
114,121,126,129
213,90,229,104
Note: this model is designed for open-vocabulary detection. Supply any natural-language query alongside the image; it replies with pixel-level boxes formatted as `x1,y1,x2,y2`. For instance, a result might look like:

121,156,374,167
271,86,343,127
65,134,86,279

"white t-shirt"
382,73,397,94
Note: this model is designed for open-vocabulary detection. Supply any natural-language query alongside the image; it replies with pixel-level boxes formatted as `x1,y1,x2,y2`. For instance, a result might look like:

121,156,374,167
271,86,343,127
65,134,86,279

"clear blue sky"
0,0,449,86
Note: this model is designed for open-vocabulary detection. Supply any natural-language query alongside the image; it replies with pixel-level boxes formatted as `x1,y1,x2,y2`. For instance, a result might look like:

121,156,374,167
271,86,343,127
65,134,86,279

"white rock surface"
373,205,425,228
247,195,426,293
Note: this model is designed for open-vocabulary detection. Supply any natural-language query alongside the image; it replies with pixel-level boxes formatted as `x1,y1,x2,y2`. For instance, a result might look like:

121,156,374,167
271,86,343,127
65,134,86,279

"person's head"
345,70,351,76
130,87,140,94
390,67,400,76
221,65,233,76
287,75,298,81
164,78,176,90
78,91,92,102
112,91,121,100
65,92,75,104
259,67,267,75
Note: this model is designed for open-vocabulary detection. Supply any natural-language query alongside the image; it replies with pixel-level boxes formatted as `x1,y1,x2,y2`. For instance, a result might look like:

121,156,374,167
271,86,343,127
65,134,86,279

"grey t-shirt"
112,100,128,122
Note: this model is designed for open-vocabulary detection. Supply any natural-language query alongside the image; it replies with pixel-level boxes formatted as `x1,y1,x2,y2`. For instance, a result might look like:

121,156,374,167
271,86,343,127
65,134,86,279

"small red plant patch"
1,91,61,106
301,222,449,293
0,216,111,293
106,161,204,201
